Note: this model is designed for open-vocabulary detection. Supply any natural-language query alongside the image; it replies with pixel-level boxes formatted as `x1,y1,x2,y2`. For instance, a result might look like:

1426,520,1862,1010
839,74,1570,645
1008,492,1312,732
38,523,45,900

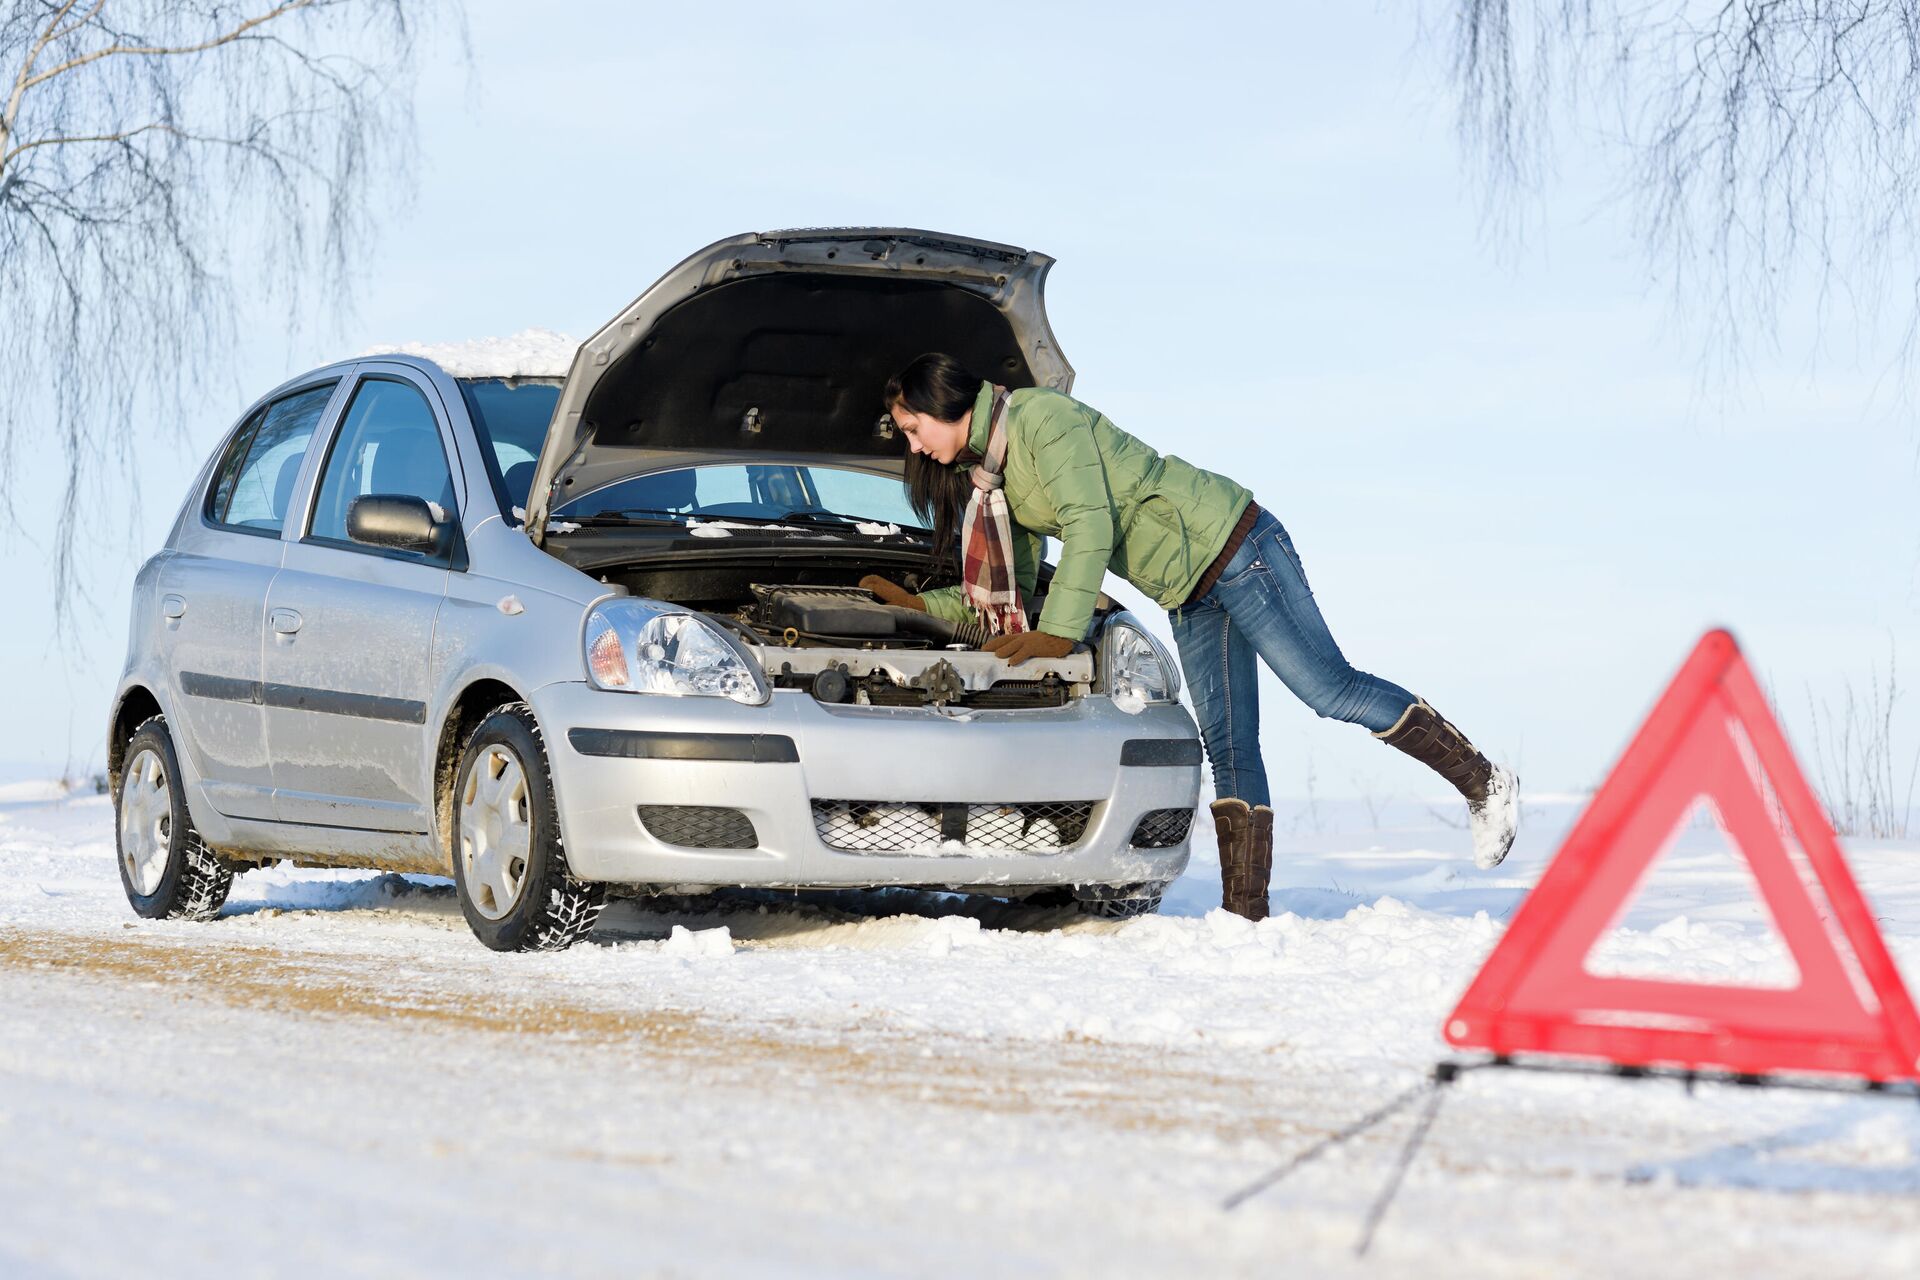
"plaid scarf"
960,385,1029,636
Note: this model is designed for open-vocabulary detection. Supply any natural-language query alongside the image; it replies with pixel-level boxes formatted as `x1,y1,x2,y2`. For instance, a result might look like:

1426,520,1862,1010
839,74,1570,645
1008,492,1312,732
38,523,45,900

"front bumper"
532,682,1201,891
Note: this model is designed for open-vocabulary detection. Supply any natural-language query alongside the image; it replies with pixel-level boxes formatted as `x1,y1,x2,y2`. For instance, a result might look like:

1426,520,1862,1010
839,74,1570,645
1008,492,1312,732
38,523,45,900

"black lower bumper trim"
1119,738,1202,767
567,728,799,763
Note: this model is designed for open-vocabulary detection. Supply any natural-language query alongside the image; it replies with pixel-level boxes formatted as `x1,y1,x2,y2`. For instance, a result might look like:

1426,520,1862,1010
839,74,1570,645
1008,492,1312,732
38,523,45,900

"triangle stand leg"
1220,1074,1442,1212
1224,1060,1480,1257
1355,1066,1457,1256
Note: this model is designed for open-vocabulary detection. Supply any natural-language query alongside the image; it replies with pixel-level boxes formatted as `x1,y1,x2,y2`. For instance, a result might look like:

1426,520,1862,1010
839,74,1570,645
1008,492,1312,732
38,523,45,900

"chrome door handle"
161,594,187,620
269,608,303,635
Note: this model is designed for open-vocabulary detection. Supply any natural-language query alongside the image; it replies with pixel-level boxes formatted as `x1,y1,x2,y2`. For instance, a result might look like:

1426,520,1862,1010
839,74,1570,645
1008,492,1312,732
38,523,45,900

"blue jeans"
1168,509,1416,808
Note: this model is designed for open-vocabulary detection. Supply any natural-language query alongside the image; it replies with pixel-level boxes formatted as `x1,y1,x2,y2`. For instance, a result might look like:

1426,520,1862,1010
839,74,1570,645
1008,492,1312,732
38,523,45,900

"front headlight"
582,598,769,705
1101,614,1180,710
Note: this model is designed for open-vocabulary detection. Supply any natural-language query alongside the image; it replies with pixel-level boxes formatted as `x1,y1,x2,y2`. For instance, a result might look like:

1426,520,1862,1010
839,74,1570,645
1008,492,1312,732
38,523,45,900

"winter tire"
452,702,606,952
115,715,235,921
1074,883,1165,920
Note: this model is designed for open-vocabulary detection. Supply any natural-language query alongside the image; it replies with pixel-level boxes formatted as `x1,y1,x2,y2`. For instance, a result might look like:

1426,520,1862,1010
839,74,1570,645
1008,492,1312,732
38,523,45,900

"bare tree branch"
2,4,81,151
47,2,109,45
0,1,456,624
16,1,318,97
1441,1,1920,379
2,120,176,167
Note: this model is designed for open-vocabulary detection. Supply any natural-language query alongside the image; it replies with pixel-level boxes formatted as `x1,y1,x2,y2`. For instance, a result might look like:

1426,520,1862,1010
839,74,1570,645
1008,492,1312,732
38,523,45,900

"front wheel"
451,703,606,952
1073,883,1165,920
115,716,234,921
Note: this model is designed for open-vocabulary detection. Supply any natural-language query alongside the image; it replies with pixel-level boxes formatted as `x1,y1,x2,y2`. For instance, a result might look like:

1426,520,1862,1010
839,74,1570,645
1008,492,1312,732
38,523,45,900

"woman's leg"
1205,510,1520,866
1168,595,1268,806
1168,598,1273,918
1206,512,1414,732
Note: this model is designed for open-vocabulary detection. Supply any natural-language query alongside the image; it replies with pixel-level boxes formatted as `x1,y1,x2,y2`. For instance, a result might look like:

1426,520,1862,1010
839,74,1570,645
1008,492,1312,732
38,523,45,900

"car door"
263,365,463,832
159,381,340,820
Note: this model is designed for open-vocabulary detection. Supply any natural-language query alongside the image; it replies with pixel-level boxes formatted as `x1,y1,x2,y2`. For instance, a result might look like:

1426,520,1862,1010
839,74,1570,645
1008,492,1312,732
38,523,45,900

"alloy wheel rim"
460,744,532,920
119,748,172,896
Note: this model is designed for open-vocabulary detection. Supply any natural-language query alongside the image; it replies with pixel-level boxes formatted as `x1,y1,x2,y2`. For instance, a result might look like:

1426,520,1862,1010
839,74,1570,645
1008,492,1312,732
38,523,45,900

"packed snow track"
4,779,1920,1277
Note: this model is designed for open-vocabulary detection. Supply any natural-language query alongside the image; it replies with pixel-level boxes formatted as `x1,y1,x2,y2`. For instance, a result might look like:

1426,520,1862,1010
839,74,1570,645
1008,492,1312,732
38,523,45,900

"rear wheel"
115,716,234,921
451,703,605,952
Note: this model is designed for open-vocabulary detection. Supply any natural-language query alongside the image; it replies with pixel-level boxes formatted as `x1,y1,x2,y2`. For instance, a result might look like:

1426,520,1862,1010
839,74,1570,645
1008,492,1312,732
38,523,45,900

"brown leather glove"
983,630,1076,665
859,574,925,612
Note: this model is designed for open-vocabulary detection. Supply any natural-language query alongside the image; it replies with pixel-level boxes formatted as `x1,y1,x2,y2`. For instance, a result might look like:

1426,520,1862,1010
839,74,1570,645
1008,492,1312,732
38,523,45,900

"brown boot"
1375,699,1520,868
1213,798,1273,921
1250,803,1273,913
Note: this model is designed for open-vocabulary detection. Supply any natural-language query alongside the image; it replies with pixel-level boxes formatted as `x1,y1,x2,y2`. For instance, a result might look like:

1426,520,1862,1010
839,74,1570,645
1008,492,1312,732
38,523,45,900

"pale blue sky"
6,1,1916,800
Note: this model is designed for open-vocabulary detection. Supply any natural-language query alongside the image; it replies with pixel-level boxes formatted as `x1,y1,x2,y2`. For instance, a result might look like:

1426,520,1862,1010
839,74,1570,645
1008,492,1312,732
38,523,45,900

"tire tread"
456,702,605,951
121,715,235,921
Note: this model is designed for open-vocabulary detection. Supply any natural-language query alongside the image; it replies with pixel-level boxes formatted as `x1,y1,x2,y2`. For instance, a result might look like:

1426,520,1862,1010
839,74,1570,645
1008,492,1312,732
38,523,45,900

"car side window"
308,377,457,547
204,383,336,534
458,378,560,518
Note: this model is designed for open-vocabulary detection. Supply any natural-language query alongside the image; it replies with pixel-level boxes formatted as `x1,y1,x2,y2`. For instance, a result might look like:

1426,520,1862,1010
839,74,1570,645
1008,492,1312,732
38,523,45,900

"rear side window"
204,383,336,534
308,377,457,546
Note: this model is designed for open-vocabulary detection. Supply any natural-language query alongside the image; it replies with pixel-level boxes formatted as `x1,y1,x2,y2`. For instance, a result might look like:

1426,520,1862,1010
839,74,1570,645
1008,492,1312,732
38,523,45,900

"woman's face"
891,403,971,465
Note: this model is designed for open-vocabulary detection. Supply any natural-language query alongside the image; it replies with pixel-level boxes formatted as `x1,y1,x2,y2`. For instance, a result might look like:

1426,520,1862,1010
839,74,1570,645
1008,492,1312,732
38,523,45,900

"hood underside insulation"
578,274,1034,462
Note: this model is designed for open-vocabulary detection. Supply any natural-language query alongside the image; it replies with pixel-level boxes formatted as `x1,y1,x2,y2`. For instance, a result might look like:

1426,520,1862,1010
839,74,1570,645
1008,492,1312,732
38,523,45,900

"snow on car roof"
356,328,578,379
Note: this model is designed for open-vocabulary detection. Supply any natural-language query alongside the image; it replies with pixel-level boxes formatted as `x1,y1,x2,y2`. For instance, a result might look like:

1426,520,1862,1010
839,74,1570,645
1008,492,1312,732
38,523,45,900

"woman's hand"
859,574,925,611
983,630,1075,665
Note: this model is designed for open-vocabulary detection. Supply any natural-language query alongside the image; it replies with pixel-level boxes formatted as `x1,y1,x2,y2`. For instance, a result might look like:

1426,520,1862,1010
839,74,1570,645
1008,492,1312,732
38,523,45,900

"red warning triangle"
1445,629,1920,1082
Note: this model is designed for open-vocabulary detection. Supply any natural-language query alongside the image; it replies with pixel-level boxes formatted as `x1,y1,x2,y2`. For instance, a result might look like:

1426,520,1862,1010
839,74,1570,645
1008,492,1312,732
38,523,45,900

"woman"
860,354,1519,920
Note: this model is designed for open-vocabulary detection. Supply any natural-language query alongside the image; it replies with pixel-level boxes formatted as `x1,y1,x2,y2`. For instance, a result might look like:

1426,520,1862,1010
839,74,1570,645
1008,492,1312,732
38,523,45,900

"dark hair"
885,353,984,569
884,351,983,421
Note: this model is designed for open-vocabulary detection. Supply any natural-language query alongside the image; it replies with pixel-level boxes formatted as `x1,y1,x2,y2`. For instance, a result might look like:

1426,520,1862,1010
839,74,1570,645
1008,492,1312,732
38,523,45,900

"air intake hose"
883,606,988,649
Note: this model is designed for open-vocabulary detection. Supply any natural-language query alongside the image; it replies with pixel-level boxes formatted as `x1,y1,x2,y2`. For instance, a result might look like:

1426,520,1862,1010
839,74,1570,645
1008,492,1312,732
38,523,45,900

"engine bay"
589,560,1097,709
739,583,1089,709
734,583,979,647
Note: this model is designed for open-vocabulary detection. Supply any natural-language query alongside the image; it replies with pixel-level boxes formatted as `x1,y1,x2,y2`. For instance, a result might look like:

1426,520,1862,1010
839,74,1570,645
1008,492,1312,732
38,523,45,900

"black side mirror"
347,494,447,555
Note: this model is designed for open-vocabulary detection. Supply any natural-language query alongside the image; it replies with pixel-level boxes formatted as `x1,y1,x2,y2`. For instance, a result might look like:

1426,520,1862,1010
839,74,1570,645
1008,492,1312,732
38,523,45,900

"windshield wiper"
779,509,928,534
776,509,867,527
564,506,929,536
566,507,696,525
580,508,850,529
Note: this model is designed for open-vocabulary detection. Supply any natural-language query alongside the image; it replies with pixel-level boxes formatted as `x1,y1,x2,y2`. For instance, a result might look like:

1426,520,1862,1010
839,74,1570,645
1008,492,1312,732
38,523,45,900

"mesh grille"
1128,807,1194,849
812,800,1095,853
965,801,1093,849
637,805,758,849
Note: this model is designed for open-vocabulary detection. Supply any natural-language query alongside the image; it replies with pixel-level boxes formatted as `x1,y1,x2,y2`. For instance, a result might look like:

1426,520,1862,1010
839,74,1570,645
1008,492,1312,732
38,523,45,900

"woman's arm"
914,525,1042,624
915,581,967,623
859,575,925,611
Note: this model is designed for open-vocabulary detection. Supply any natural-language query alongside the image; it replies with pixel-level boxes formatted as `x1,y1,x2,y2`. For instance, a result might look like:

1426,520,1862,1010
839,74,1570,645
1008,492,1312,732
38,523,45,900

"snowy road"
4,781,1920,1277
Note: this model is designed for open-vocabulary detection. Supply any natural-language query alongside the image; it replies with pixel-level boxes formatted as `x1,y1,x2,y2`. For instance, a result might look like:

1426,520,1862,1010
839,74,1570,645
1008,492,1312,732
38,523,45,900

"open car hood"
524,228,1073,541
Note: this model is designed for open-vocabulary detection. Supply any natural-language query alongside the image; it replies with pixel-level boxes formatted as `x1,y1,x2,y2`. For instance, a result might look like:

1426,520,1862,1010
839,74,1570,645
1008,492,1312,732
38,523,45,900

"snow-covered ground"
4,774,1919,1277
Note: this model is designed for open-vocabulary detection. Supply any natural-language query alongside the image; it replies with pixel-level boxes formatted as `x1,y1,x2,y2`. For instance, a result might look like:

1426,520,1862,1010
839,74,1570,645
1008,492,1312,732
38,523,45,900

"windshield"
557,463,924,530
458,378,562,516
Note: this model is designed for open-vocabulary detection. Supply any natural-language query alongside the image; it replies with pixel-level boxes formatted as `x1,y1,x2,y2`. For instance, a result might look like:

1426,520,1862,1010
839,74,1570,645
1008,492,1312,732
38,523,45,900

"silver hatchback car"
110,229,1203,950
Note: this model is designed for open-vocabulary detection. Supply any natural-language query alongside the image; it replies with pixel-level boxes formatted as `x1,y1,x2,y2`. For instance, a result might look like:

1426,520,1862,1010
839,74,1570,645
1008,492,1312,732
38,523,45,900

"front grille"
962,681,1072,710
638,805,758,849
823,678,1071,711
812,800,1095,853
1129,807,1195,849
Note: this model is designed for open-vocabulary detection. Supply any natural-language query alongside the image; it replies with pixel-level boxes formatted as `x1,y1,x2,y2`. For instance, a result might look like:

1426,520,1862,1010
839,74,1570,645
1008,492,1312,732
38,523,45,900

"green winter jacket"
919,383,1253,640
